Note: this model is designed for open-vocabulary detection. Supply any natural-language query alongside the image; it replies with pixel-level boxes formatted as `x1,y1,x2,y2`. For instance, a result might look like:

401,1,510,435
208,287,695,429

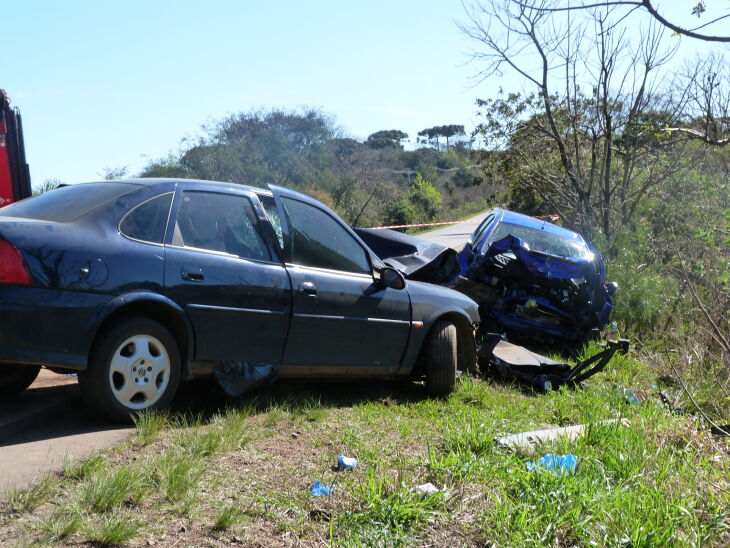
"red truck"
0,90,32,206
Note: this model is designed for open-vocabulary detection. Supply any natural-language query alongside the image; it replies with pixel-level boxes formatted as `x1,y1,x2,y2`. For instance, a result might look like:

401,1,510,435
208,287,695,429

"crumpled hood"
355,228,460,284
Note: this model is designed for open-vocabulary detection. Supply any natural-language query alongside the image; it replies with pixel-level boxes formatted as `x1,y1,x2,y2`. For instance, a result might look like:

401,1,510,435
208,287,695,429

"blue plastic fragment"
337,455,358,470
309,480,335,496
623,388,639,404
526,453,578,474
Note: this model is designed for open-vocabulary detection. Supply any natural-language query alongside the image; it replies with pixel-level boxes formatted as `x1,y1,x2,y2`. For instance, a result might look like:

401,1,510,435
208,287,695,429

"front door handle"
181,267,204,282
297,281,317,297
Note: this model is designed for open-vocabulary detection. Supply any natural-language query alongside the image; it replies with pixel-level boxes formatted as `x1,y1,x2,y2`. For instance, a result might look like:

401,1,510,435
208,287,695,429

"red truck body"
0,90,32,206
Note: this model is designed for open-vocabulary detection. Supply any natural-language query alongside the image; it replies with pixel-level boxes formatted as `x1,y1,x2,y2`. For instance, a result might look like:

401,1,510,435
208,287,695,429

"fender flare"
88,292,196,378
400,306,477,376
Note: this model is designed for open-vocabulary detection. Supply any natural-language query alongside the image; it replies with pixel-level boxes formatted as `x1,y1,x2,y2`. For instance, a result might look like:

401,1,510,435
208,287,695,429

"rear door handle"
297,281,317,296
181,267,204,282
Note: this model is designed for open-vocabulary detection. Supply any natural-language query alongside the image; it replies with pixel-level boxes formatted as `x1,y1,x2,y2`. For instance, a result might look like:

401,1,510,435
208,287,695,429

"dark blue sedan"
0,179,479,420
453,208,616,344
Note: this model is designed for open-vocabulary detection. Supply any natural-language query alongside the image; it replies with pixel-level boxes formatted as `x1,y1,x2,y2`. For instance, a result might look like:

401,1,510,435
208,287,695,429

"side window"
280,197,371,274
259,196,284,249
120,193,173,244
173,191,271,262
472,214,495,244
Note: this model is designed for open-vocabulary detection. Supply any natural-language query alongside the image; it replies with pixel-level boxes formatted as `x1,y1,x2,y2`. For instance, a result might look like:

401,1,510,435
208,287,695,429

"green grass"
212,505,244,532
4,476,57,513
2,347,728,546
84,513,143,546
133,409,169,446
62,454,107,481
152,451,206,503
32,504,82,543
79,465,150,513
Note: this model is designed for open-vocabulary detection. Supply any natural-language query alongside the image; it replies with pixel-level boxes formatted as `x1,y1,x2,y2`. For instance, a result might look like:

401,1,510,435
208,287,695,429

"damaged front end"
355,228,460,284
454,234,616,345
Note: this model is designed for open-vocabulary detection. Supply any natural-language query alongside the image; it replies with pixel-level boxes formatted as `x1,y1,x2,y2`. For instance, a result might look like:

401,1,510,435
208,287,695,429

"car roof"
496,208,587,244
95,178,274,196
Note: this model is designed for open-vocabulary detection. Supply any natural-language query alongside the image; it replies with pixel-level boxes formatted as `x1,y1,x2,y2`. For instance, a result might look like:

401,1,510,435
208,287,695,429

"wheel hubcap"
108,335,170,409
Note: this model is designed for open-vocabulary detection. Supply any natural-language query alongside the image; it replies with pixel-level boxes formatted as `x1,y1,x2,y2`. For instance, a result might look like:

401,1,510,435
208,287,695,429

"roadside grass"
0,349,727,546
133,409,169,446
62,454,108,481
212,505,244,532
4,475,57,514
84,512,144,546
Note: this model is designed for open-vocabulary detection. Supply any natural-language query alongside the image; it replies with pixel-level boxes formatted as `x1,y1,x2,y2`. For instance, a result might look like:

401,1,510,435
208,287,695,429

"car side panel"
163,247,292,363
0,286,115,369
0,188,170,370
281,265,411,370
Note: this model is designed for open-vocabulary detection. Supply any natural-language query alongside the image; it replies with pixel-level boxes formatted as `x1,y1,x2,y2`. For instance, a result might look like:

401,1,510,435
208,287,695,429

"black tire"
425,320,458,397
79,318,181,423
0,364,41,396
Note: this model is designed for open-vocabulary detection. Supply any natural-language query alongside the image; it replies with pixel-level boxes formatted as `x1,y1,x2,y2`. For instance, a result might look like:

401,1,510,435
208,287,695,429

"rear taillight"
0,240,31,285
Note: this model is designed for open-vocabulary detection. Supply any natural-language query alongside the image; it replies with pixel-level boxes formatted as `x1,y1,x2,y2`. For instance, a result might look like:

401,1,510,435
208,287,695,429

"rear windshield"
0,183,139,222
488,221,593,261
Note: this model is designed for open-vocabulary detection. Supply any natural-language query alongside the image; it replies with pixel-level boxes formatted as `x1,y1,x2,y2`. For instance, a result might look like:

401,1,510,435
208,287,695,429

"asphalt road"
415,211,488,249
0,371,133,492
0,210,488,495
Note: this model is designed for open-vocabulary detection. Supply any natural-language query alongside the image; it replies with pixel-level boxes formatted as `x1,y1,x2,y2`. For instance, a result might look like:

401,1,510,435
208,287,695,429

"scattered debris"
526,453,578,474
214,361,279,397
337,455,358,470
308,509,332,522
496,418,631,451
623,388,640,404
413,482,440,496
309,480,335,497
658,390,694,416
479,335,630,392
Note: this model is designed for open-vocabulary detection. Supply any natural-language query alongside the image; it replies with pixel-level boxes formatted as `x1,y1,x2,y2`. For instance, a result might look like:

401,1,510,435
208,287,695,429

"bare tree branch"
514,0,730,42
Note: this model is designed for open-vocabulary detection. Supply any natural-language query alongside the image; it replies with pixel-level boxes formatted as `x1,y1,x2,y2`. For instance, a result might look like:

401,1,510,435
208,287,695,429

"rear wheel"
425,320,458,397
80,318,181,423
0,364,41,396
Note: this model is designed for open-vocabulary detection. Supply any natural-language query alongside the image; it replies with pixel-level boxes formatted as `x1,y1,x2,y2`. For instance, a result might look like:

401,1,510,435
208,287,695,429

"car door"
266,188,411,372
163,186,291,364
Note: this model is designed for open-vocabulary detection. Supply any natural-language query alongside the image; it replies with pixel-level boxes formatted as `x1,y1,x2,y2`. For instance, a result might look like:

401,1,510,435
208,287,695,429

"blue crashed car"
451,208,616,345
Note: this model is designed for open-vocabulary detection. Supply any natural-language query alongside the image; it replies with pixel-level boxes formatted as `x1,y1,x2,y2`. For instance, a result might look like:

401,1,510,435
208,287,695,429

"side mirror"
381,266,406,290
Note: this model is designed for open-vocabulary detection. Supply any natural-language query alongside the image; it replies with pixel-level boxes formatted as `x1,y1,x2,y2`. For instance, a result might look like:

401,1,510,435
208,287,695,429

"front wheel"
80,318,181,422
0,364,41,396
425,320,458,397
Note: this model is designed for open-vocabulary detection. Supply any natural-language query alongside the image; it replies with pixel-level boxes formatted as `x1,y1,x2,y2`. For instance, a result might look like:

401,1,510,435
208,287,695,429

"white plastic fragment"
414,482,440,496
495,418,631,451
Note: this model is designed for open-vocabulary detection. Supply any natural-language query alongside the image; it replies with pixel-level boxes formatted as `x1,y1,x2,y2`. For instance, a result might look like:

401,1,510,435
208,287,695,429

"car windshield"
0,183,139,222
487,221,593,261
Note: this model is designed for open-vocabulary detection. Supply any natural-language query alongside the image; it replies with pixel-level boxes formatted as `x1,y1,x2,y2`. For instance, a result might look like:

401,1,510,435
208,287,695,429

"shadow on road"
0,377,427,447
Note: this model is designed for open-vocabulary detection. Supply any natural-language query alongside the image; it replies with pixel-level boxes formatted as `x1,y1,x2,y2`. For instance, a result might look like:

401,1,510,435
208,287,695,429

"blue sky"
0,1,719,186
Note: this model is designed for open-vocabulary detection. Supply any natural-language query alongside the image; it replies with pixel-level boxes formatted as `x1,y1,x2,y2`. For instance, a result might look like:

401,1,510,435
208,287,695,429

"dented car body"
361,208,615,345
453,209,615,344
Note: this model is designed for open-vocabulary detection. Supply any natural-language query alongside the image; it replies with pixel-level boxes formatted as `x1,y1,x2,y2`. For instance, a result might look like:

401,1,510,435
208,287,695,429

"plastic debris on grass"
414,482,440,496
496,418,631,451
310,480,335,496
526,453,578,474
337,455,358,470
